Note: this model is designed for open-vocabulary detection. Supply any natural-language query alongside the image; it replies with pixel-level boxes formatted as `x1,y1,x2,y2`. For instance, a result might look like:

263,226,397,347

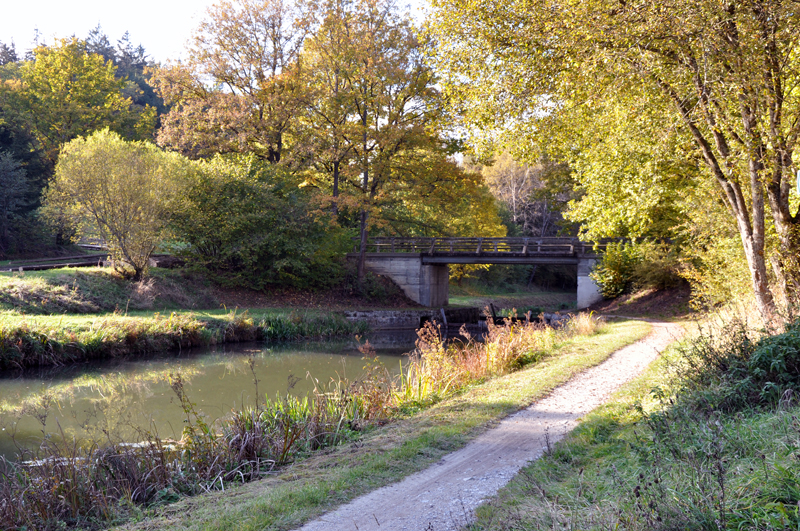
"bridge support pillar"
577,258,603,309
363,255,449,307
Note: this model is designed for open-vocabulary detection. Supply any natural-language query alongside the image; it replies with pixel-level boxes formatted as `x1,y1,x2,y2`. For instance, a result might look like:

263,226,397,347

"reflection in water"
0,337,412,460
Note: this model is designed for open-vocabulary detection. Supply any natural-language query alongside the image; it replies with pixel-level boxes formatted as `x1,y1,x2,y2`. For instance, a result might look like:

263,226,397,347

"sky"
1,0,428,64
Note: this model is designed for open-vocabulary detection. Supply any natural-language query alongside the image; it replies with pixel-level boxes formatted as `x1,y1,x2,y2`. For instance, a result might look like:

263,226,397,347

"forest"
0,1,570,294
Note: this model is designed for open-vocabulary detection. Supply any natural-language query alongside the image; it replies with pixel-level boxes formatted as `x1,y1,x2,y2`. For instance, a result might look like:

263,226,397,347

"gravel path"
297,321,682,531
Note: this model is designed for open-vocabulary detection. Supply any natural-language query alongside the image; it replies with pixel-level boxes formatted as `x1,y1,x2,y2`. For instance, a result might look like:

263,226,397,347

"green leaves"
5,38,155,165
169,155,348,289
45,129,181,279
429,0,800,317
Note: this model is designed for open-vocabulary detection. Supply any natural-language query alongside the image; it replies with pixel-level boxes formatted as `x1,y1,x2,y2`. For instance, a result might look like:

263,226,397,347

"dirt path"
297,321,683,531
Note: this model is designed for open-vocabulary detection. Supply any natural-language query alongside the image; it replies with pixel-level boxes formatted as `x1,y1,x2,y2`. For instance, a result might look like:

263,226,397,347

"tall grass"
398,312,602,407
471,315,800,531
0,312,602,530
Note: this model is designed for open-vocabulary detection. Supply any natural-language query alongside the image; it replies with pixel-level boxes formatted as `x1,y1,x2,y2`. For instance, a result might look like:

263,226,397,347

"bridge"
348,237,607,308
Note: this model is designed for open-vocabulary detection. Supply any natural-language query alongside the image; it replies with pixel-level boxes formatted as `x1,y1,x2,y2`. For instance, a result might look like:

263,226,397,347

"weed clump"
674,318,800,412
398,311,602,408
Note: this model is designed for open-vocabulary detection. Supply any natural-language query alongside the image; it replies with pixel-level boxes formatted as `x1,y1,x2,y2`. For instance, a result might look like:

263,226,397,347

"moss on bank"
0,309,368,370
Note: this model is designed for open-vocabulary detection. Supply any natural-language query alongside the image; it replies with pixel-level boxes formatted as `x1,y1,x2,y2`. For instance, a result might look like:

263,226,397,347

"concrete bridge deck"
348,237,607,309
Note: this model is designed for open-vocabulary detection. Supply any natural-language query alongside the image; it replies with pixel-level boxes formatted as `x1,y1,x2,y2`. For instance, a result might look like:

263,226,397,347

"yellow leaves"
7,37,151,164
46,130,182,277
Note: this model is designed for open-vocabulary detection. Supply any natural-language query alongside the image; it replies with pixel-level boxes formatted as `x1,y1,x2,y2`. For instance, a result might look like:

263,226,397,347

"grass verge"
468,318,800,530
115,319,652,531
0,268,218,313
0,309,368,369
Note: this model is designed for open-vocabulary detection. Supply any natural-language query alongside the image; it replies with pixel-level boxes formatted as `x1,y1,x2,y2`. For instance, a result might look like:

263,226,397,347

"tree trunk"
655,75,777,323
332,159,339,216
771,225,800,305
357,207,368,285
527,264,538,288
738,229,775,321
766,173,800,306
357,112,369,286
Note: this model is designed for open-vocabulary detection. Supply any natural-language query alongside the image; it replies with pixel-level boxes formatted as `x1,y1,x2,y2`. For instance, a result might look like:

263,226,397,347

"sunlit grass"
0,309,368,369
114,319,653,531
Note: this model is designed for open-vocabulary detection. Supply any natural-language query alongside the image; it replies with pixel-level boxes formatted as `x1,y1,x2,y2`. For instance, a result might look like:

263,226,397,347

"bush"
591,242,641,298
44,129,181,280
168,156,349,290
631,240,683,291
591,240,682,298
673,318,800,412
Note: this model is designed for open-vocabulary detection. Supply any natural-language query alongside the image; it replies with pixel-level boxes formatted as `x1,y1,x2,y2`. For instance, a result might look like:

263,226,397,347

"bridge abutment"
577,258,603,309
363,254,448,307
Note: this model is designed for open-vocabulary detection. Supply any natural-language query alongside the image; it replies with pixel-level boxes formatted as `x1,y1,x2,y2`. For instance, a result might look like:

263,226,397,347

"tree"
296,0,357,214
1,38,156,166
0,151,29,253
44,129,180,280
168,155,348,289
482,152,573,238
154,0,310,162
300,0,440,281
85,25,116,63
84,26,163,112
0,41,17,66
429,0,800,321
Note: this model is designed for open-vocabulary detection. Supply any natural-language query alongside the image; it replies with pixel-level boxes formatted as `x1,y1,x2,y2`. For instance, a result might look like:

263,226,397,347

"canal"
0,332,417,460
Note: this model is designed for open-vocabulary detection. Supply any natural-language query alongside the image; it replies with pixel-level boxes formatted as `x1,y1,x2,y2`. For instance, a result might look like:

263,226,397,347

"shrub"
43,129,182,280
671,318,800,412
592,240,683,298
591,241,641,298
169,156,349,290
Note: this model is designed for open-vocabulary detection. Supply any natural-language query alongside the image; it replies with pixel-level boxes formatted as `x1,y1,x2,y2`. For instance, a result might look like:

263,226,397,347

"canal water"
0,332,418,460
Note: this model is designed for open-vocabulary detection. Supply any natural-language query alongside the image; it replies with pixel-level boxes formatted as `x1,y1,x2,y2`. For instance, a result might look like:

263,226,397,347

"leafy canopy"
45,129,181,280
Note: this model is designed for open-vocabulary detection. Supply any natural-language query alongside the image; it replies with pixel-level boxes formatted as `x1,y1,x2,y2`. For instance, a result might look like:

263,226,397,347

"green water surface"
0,336,414,459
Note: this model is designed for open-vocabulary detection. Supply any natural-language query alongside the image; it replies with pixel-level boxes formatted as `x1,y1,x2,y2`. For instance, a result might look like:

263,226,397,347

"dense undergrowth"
471,317,800,531
0,310,368,370
0,313,602,530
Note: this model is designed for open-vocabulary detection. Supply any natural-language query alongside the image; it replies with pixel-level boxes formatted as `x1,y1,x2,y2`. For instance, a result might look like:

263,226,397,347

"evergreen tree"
0,41,18,65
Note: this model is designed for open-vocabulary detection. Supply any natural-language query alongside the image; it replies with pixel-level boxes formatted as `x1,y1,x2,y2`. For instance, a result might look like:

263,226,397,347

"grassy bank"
0,309,369,369
0,318,651,530
449,283,575,313
105,319,653,531
0,267,218,314
469,319,800,530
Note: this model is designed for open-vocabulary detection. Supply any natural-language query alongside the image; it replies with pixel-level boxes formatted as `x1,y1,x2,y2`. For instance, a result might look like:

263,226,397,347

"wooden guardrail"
354,237,607,256
0,253,108,272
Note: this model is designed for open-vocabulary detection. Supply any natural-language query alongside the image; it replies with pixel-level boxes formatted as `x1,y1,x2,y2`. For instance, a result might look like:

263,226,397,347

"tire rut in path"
297,321,682,531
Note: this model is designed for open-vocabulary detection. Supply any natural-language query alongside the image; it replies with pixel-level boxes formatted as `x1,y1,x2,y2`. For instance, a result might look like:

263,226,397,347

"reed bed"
398,311,602,406
0,312,602,530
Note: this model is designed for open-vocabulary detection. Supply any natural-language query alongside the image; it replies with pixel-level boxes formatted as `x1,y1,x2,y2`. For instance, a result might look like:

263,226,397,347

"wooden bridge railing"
353,237,607,256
